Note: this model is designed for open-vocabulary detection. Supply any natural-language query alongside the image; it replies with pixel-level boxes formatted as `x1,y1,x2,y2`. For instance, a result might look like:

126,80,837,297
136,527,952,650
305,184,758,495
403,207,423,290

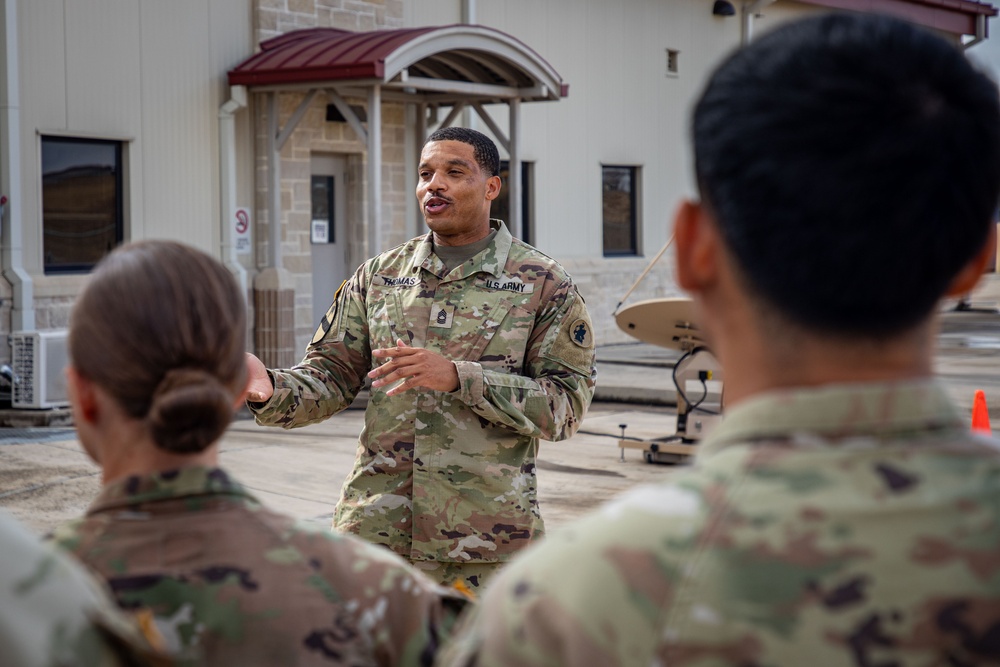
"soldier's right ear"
66,366,99,424
674,199,720,294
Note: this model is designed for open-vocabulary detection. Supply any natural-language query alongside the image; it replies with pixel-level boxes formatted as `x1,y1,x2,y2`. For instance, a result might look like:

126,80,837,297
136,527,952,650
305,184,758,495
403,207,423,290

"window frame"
41,135,125,275
490,160,533,245
601,164,640,257
310,174,336,244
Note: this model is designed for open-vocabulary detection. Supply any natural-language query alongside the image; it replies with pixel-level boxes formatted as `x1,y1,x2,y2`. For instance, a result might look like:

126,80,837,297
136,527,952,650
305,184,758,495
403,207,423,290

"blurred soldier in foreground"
1,510,169,667
245,127,596,590
50,240,465,665
438,13,1000,666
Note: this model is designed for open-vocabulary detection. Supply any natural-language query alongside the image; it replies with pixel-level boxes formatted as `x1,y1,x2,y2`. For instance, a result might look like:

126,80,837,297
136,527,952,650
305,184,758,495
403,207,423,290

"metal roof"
228,24,568,103
798,0,996,36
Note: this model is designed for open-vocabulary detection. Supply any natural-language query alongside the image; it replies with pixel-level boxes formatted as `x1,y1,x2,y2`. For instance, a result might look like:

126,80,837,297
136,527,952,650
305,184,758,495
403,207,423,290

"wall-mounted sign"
234,207,251,256
311,219,329,244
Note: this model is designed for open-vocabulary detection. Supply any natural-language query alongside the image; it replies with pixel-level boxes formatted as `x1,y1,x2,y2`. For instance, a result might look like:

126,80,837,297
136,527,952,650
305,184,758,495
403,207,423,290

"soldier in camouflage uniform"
438,14,1000,667
51,240,464,665
1,510,168,667
246,127,596,590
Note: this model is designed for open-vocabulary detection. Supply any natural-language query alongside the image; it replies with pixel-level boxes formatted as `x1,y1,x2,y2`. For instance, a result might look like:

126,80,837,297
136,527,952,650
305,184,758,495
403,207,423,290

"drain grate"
0,428,77,445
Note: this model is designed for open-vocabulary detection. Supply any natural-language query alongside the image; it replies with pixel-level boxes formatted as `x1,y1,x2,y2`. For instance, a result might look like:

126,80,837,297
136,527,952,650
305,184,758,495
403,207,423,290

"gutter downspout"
461,0,476,24
741,0,777,45
0,0,34,332
218,84,248,300
963,14,988,50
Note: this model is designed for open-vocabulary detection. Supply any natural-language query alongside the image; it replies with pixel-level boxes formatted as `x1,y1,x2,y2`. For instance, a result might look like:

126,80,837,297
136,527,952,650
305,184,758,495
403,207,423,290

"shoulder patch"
311,279,347,346
569,318,593,348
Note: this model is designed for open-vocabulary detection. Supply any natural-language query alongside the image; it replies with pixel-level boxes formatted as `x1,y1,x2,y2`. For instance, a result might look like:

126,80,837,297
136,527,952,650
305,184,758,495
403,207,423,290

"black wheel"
644,451,654,464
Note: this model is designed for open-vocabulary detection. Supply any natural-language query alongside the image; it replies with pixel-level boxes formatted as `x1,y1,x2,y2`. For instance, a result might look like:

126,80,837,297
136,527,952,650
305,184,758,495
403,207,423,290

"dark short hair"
425,126,501,177
70,240,247,454
693,13,1000,337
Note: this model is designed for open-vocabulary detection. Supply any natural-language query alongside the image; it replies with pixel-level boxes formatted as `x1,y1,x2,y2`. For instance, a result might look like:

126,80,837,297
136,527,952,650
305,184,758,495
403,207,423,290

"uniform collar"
87,466,256,515
413,219,511,279
696,379,966,461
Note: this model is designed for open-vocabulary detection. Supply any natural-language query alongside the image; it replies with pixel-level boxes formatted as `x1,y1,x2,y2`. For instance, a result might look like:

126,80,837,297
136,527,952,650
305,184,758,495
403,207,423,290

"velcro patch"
376,274,418,288
569,318,593,348
482,278,534,294
310,279,347,345
429,304,455,329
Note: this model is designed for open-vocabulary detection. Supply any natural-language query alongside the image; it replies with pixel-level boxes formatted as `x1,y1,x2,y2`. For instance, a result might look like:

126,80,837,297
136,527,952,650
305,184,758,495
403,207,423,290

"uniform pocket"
447,295,524,370
369,289,405,350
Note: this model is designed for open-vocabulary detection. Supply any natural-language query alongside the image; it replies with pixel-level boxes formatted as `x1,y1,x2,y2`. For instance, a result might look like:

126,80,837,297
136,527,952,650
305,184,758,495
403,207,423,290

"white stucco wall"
12,0,254,330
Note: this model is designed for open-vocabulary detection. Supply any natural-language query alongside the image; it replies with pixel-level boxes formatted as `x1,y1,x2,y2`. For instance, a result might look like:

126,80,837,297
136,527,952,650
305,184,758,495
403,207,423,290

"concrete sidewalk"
0,401,679,537
2,274,999,538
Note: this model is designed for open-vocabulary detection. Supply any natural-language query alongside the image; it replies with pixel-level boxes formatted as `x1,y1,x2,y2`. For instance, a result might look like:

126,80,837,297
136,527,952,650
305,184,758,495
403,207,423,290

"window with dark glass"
490,161,533,245
42,137,123,273
311,175,334,244
602,165,639,256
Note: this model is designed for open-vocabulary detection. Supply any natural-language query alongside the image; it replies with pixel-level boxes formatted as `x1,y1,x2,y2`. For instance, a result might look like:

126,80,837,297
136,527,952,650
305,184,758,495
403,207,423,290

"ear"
65,366,99,425
484,175,502,202
944,222,997,298
674,199,721,293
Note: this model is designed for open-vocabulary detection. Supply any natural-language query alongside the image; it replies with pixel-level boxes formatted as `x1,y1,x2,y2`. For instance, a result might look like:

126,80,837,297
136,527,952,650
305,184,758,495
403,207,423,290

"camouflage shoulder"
507,237,577,284
368,234,428,271
438,481,712,666
46,516,89,553
539,284,596,377
2,512,178,666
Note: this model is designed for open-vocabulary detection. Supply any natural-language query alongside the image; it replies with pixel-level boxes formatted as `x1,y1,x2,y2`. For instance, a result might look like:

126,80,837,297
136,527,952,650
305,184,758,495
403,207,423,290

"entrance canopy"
228,24,568,265
229,25,568,102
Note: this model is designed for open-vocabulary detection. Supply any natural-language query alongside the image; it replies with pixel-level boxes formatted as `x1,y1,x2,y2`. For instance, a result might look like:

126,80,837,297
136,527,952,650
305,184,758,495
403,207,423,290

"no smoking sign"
234,207,251,255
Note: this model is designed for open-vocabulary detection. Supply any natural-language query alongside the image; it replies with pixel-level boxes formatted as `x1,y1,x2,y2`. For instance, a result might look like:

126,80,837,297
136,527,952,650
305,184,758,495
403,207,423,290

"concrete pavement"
2,273,999,537
0,401,677,537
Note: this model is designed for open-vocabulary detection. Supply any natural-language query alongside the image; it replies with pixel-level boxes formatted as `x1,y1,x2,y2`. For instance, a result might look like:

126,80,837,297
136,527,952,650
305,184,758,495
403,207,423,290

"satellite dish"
614,297,708,351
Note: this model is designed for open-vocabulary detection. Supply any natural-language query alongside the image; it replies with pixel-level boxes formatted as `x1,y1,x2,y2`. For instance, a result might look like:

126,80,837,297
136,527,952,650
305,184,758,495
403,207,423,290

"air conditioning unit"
10,330,70,409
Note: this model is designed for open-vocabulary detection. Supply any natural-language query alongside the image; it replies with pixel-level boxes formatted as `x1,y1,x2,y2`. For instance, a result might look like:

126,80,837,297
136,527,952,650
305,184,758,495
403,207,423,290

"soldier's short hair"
425,126,501,177
693,13,1000,338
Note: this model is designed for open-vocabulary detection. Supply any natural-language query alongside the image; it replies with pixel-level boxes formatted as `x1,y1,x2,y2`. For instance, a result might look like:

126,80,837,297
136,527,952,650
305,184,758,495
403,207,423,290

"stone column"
253,266,297,368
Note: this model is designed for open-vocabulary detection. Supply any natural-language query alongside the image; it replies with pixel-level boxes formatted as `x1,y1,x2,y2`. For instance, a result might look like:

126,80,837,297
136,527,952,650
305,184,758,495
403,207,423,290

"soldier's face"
416,140,500,245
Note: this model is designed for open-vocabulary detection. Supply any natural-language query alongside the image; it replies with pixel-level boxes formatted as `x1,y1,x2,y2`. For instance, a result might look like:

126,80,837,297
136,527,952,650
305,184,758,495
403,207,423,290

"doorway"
310,154,348,327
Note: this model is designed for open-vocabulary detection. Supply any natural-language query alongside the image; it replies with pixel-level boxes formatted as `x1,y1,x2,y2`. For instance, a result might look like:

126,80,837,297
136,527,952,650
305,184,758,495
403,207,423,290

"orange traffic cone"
972,389,992,435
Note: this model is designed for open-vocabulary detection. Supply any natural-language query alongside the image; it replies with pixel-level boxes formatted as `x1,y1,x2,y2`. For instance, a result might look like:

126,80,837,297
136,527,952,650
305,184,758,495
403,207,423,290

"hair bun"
147,368,234,453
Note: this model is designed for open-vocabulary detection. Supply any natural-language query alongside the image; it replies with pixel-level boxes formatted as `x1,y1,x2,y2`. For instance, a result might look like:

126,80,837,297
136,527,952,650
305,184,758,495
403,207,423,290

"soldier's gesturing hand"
369,339,460,396
244,352,275,403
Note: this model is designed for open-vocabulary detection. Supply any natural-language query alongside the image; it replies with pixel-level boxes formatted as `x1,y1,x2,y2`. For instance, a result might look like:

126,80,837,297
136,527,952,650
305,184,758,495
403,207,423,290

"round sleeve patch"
569,318,593,348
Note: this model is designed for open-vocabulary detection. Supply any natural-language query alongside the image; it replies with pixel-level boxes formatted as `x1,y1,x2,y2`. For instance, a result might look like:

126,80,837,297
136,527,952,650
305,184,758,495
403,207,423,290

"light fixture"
712,0,736,16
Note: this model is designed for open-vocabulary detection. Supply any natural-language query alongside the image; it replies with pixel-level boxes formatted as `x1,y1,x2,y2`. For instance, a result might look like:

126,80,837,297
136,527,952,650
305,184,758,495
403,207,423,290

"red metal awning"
797,0,996,36
228,24,568,102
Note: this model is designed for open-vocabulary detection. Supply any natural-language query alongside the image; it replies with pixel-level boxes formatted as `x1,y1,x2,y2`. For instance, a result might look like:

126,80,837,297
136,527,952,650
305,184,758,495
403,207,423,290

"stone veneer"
252,0,408,360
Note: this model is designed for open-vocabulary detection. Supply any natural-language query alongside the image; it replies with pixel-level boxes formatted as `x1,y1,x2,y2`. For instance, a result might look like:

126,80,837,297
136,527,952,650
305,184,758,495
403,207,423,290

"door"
310,154,348,327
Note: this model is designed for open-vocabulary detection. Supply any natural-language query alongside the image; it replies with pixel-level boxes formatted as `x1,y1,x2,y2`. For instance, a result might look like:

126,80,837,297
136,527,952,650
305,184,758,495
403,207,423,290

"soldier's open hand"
244,352,275,403
370,339,460,396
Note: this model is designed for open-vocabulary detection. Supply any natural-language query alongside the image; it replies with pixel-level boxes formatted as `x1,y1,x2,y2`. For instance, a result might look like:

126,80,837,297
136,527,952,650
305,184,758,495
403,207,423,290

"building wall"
255,0,850,349
3,0,990,370
399,0,743,343
4,0,254,361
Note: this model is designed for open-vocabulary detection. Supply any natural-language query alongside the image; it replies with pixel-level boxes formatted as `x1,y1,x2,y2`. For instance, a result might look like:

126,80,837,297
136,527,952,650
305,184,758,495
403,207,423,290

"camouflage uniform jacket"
1,510,167,667
438,380,1000,667
250,220,597,565
50,466,466,666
